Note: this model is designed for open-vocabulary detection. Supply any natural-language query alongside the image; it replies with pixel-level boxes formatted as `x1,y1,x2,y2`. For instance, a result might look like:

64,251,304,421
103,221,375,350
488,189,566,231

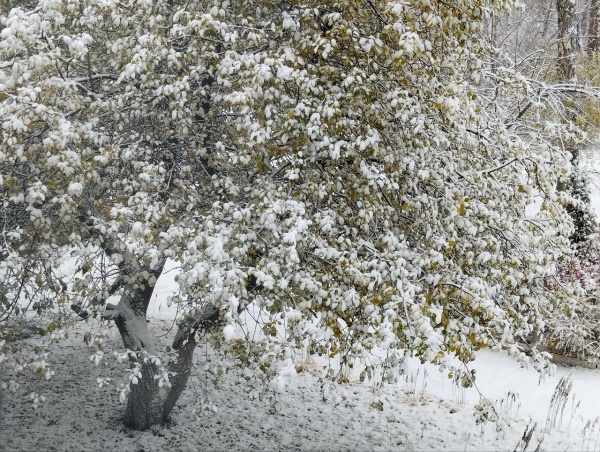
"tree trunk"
106,263,220,430
108,274,164,430
162,333,197,421
124,360,163,429
554,0,596,246
588,0,599,53
0,377,3,430
557,0,576,80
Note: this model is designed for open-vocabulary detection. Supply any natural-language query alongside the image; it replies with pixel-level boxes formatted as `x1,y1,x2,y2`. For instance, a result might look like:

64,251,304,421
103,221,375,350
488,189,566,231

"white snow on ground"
3,276,600,451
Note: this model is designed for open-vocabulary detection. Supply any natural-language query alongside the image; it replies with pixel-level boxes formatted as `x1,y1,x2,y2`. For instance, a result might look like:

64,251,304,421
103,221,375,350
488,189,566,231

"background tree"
557,0,577,80
587,0,599,53
487,0,600,359
558,0,597,247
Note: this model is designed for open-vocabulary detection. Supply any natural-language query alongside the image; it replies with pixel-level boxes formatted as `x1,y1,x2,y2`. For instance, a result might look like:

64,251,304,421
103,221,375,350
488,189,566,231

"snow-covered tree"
0,0,223,428
0,0,582,430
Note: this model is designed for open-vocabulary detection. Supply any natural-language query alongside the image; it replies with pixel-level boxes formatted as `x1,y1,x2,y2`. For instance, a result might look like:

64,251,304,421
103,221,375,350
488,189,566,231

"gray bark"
163,302,219,421
124,361,163,429
84,223,166,430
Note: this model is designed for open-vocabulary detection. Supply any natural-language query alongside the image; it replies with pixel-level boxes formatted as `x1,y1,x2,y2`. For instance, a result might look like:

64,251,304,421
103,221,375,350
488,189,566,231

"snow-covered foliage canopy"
0,0,580,420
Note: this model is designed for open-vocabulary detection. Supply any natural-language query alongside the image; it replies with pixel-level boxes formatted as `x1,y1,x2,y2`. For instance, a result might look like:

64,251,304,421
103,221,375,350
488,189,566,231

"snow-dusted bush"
545,228,600,361
0,0,591,430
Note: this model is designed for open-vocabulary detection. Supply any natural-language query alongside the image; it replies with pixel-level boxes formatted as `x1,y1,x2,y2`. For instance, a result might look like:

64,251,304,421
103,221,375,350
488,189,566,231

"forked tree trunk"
107,267,219,430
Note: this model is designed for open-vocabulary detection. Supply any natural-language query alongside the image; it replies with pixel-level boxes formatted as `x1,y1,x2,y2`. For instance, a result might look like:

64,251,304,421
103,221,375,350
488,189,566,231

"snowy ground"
3,295,600,451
